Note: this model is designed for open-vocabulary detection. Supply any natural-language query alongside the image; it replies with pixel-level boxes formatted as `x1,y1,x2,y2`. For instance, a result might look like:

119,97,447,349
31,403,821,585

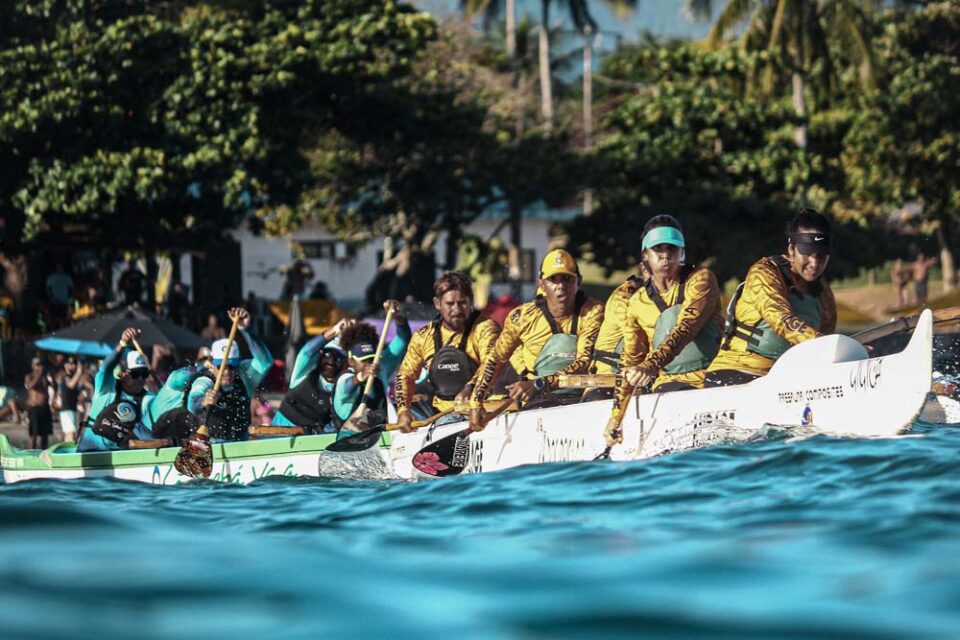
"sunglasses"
128,370,149,379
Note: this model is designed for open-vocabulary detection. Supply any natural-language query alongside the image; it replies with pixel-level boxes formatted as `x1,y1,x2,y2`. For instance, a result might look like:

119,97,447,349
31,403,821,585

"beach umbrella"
35,306,205,356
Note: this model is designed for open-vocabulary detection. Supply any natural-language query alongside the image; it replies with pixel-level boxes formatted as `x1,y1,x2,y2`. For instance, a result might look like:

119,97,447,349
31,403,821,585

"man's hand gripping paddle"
174,311,242,479
411,398,517,477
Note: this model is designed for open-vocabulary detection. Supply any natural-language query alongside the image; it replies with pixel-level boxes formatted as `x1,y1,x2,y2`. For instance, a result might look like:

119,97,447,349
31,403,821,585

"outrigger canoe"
0,309,936,484
386,309,935,479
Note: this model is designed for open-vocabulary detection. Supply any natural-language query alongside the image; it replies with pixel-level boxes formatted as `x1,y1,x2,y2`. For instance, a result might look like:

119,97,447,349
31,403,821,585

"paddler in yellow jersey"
469,249,604,431
394,271,501,432
704,208,837,387
591,263,649,376
603,215,724,444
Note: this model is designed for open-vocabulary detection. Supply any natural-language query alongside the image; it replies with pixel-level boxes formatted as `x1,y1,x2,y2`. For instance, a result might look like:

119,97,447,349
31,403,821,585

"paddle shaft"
559,373,616,388
852,305,960,346
345,308,395,424
596,380,635,460
129,337,161,388
199,313,243,433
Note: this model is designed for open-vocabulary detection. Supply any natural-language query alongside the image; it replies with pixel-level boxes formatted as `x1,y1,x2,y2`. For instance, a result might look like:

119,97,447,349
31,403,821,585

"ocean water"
2,422,959,639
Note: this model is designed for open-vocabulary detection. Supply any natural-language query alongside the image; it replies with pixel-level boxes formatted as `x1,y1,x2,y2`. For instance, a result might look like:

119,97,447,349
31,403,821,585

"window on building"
300,241,356,261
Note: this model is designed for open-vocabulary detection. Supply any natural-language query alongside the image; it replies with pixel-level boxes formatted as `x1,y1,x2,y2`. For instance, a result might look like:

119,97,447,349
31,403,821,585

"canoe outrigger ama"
0,309,936,484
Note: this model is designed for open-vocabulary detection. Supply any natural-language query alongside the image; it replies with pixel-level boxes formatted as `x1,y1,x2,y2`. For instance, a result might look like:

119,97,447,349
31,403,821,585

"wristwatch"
532,377,547,393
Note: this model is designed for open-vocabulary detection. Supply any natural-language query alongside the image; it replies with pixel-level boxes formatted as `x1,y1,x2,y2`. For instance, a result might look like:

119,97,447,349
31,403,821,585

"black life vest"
427,311,480,401
91,387,147,448
278,372,335,434
149,370,207,444
205,376,251,442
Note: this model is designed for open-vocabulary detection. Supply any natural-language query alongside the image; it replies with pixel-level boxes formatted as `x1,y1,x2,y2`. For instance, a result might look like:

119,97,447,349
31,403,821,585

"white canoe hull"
387,310,934,480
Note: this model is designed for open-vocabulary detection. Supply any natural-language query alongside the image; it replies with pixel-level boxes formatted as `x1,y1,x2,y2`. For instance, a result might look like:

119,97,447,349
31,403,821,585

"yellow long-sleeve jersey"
395,316,501,414
471,295,604,402
593,276,644,375
707,255,836,377
609,267,723,423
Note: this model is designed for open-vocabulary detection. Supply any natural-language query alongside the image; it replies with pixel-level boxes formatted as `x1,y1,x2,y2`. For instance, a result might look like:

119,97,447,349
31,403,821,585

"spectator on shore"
25,357,54,449
55,356,84,443
0,385,22,424
200,313,226,341
281,259,314,300
118,260,145,307
893,259,911,308
912,252,938,305
168,282,190,326
45,263,74,327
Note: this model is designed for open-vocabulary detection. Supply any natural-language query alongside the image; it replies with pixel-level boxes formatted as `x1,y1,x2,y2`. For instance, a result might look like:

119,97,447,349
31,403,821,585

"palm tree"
688,0,878,148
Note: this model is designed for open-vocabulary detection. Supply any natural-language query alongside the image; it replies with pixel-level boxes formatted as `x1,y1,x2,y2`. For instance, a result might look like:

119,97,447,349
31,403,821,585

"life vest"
278,371,335,434
181,371,251,442
427,311,480,400
593,275,642,372
91,387,147,448
532,292,586,379
343,375,388,429
149,370,208,443
646,269,721,374
722,255,823,360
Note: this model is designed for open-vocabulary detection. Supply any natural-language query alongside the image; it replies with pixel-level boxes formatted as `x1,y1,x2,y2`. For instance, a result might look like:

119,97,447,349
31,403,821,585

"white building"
233,206,578,310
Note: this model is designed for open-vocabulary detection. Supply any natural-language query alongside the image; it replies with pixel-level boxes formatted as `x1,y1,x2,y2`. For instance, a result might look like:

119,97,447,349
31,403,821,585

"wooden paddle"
174,311,242,479
130,337,161,388
338,308,395,436
852,305,960,348
410,397,518,477
249,425,305,438
594,375,635,461
559,373,616,388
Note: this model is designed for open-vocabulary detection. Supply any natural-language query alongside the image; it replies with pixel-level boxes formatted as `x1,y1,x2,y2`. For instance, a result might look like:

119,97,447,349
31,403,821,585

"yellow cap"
540,249,579,278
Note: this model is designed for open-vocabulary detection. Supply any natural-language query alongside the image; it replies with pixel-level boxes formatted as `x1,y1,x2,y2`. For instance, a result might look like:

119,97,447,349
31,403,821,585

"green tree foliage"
0,0,435,250
570,41,891,282
843,1,960,285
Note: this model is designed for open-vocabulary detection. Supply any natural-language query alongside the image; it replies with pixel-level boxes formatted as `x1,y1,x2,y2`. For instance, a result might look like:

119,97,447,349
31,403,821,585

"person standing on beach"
55,356,84,443
893,259,911,308
25,357,55,449
912,252,938,304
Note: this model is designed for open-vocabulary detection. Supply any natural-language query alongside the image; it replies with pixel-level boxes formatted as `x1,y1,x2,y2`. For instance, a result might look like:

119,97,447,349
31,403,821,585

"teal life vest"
722,255,823,360
532,292,586,382
647,269,721,374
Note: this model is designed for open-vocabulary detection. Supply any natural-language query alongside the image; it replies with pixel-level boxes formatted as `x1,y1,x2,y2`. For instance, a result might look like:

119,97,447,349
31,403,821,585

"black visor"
789,232,831,255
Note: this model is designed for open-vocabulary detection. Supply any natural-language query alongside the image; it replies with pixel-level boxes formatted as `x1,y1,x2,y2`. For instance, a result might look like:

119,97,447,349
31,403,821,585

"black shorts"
28,405,54,436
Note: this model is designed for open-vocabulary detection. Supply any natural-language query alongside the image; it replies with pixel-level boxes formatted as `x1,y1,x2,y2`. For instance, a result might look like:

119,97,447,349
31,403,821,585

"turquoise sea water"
2,421,959,639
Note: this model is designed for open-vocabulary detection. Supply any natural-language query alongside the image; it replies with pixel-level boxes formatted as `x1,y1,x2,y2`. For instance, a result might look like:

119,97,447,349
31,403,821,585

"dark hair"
340,322,379,353
433,271,474,300
787,208,831,236
642,214,683,238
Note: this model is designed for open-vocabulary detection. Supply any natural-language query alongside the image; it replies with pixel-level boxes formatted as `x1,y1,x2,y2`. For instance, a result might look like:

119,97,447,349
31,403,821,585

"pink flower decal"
413,451,449,476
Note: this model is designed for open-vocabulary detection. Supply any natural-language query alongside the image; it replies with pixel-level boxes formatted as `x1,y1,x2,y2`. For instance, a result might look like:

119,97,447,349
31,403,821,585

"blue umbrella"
34,337,112,357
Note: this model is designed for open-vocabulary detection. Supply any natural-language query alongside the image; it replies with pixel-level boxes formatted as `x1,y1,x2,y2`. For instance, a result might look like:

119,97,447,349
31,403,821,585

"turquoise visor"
642,226,685,251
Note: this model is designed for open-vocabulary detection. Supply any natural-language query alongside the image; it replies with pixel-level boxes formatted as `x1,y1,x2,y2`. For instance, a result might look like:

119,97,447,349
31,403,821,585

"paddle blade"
326,426,384,453
174,429,213,479
412,428,472,477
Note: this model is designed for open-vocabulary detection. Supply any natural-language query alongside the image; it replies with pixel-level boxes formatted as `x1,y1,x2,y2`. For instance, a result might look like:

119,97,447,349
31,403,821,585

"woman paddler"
394,272,501,431
77,327,168,452
602,215,724,446
271,318,353,434
333,300,411,432
704,208,836,387
185,307,273,442
468,249,605,431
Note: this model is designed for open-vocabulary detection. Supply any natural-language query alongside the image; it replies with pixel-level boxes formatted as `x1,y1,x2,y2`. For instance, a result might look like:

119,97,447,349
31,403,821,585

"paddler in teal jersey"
333,300,411,433
705,208,837,386
77,328,168,452
185,307,273,442
469,250,605,430
271,318,354,434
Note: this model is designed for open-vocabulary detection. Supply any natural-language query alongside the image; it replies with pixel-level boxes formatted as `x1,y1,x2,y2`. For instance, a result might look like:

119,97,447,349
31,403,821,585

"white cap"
123,351,149,371
211,339,241,366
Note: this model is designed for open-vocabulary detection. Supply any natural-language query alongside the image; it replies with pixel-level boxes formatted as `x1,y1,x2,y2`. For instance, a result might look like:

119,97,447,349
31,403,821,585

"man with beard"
394,272,500,432
271,318,354,434
469,250,604,431
25,357,54,449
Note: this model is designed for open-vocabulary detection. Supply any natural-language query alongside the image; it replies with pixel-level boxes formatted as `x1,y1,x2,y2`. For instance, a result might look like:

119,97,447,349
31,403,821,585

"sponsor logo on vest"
437,363,461,372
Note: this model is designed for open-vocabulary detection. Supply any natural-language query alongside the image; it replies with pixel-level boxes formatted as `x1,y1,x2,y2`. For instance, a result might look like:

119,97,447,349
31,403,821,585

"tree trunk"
792,0,808,149
506,0,516,60
936,218,956,292
538,0,554,130
509,202,523,297
582,25,593,215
